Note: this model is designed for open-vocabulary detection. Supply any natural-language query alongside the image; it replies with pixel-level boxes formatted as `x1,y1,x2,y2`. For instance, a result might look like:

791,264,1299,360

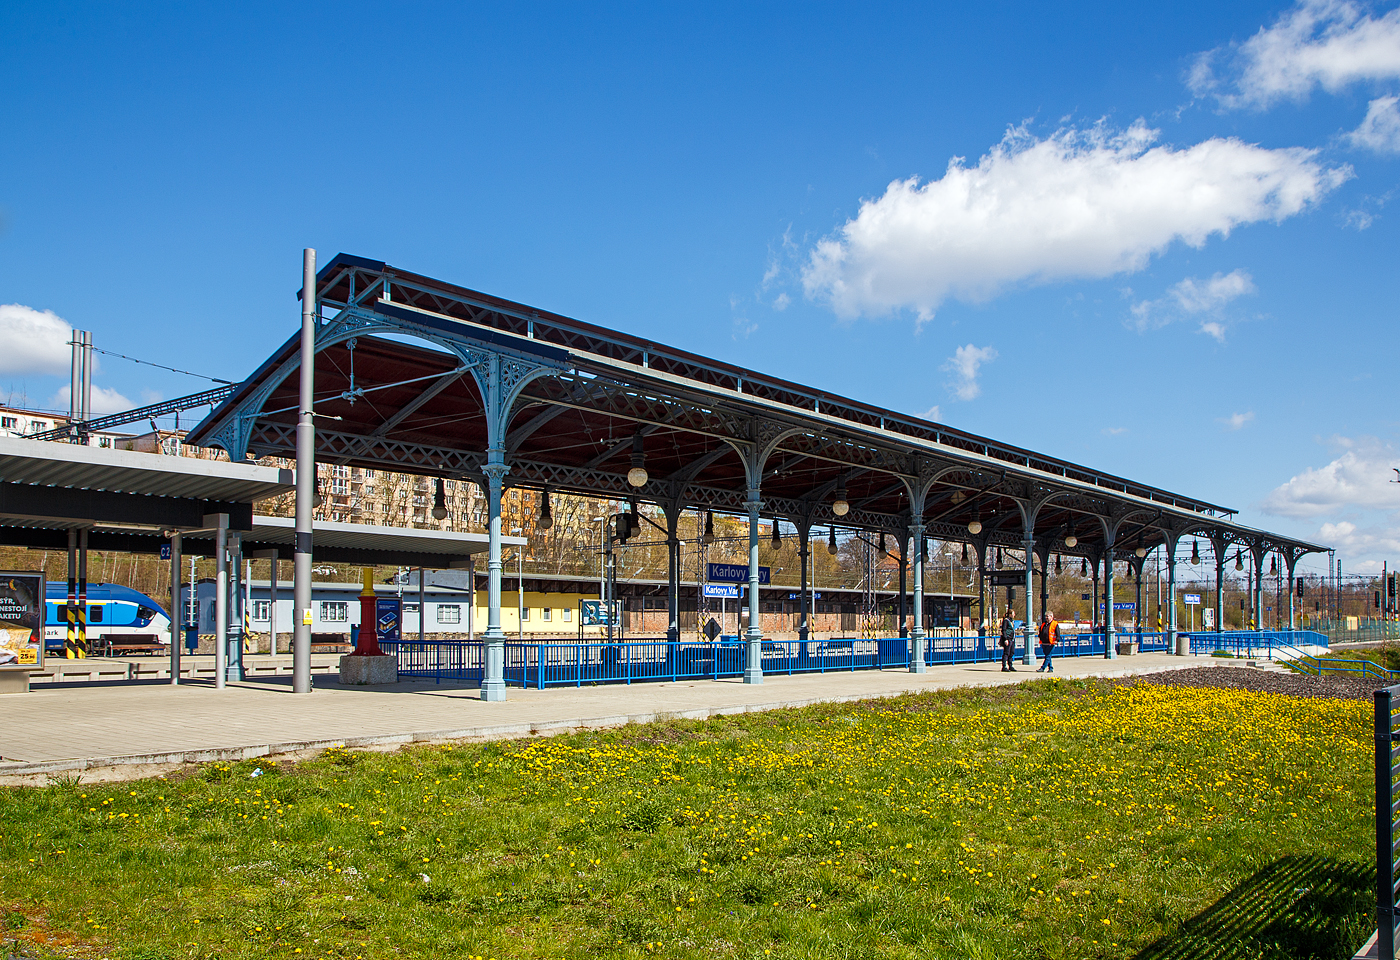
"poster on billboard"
0,572,44,669
375,598,402,643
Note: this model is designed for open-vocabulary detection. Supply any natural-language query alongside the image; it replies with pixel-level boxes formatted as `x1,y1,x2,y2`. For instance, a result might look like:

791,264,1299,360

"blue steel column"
1287,554,1297,630
1166,539,1181,655
909,521,927,672
797,523,811,643
480,461,509,700
1104,547,1117,660
1214,544,1225,638
1260,554,1271,635
744,488,764,684
1022,534,1035,665
666,506,681,643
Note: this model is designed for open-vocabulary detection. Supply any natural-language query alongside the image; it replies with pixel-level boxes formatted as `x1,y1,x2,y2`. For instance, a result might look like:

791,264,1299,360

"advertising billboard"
0,573,44,670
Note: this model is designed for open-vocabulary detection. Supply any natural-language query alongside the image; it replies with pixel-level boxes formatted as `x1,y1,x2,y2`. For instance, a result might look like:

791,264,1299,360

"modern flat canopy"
187,254,1328,569
0,511,522,570
0,435,292,532
217,515,522,568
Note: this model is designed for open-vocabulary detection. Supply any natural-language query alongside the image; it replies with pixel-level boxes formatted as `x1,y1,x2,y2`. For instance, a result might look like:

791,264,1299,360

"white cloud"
1317,519,1400,558
1174,270,1256,311
1102,426,1128,436
48,384,135,417
772,292,791,311
919,405,942,422
1260,436,1400,517
1349,94,1400,150
1191,0,1400,108
942,344,997,400
1130,269,1256,335
1219,410,1256,430
0,304,73,376
801,122,1348,321
1199,320,1228,342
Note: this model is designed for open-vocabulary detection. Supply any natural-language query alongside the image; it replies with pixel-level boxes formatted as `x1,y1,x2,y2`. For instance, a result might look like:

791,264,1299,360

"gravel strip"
1113,666,1387,701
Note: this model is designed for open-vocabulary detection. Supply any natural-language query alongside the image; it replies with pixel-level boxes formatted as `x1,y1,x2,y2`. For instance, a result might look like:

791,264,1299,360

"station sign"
1099,601,1136,610
707,563,769,585
988,570,1027,586
1183,593,1202,605
160,543,172,561
787,592,821,600
702,584,739,599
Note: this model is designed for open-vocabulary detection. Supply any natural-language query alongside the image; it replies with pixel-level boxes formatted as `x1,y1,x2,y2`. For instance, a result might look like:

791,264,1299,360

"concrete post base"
1175,636,1190,656
0,669,31,694
338,654,397,686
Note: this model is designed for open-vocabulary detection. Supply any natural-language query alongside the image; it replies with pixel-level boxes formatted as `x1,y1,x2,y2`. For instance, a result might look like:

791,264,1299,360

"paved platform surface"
32,652,343,684
0,652,1211,781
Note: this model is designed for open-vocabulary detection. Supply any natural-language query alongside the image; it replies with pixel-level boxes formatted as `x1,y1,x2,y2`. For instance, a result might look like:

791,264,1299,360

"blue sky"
3,1,1400,575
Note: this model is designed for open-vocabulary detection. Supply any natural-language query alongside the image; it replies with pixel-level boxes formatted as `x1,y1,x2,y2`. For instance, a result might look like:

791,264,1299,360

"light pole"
511,526,524,641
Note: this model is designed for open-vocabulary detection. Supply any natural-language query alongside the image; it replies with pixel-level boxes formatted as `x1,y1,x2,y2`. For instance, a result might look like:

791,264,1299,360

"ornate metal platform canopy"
187,253,1323,567
185,252,1325,695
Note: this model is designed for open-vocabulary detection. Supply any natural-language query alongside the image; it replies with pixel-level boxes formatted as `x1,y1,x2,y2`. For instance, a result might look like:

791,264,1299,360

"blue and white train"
42,583,172,652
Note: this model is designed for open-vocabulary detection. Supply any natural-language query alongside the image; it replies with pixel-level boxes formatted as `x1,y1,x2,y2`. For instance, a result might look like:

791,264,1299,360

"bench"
102,635,167,656
311,633,351,654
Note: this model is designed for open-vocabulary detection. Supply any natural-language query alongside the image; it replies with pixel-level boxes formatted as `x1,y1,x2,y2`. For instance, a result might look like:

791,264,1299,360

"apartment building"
0,403,134,449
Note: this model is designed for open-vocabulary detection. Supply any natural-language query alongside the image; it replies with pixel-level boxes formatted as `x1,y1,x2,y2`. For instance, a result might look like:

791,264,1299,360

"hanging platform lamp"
432,478,449,521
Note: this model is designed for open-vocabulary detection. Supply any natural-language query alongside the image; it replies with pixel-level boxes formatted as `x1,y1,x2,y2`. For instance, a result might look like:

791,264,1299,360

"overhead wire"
89,347,234,384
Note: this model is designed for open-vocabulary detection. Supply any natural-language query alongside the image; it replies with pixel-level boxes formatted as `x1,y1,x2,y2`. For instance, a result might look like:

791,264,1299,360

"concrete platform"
0,652,1218,783
28,653,344,686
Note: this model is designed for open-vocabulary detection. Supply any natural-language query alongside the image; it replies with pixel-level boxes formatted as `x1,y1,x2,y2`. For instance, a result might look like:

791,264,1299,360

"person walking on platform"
1036,611,1059,673
999,612,1016,672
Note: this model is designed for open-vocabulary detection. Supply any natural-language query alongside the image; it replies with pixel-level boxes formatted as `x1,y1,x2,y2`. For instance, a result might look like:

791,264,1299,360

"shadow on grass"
1135,855,1372,960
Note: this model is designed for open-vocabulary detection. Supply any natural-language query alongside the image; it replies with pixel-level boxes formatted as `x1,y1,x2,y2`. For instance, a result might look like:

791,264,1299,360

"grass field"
0,678,1376,959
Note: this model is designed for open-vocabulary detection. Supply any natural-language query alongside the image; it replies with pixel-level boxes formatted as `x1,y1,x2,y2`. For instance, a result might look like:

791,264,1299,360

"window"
320,601,348,622
563,608,572,622
88,604,104,623
403,603,419,614
437,605,460,624
521,606,530,621
100,437,114,449
0,417,16,429
29,421,47,432
542,607,552,621
253,600,270,621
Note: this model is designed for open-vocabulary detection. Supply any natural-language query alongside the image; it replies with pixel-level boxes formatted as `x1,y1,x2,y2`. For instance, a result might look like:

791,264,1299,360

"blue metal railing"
1184,629,1329,658
504,639,744,687
385,629,1332,688
384,636,911,688
384,639,484,684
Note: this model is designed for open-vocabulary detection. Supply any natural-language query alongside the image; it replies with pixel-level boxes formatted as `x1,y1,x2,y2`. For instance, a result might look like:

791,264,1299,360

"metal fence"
383,637,910,688
384,629,1331,688
385,640,485,684
1376,684,1400,960
1184,630,1330,658
922,631,1172,666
